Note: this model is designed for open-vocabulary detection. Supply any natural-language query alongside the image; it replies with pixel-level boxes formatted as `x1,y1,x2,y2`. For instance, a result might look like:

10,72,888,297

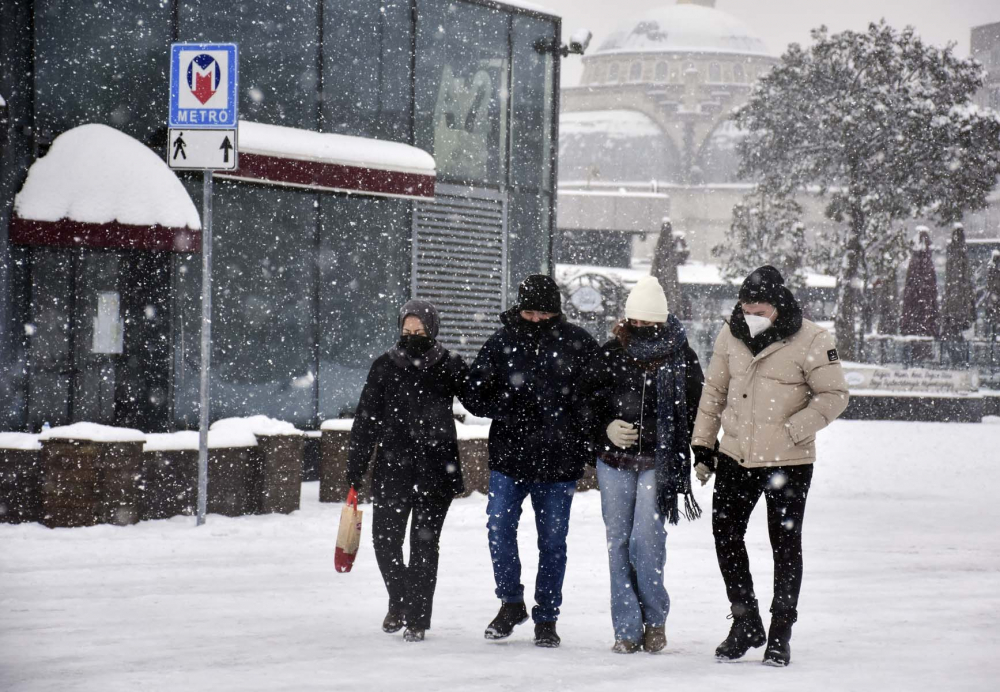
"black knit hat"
517,274,562,314
738,266,787,305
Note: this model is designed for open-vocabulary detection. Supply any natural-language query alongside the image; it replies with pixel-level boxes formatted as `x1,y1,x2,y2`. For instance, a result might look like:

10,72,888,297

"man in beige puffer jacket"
691,266,848,667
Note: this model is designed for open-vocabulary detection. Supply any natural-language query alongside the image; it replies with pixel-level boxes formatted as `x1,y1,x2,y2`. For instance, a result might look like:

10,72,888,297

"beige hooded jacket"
691,319,849,468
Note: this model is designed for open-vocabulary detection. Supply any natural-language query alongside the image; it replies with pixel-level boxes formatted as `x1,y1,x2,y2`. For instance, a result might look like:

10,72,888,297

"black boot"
715,602,766,660
763,616,794,666
382,610,405,634
533,621,560,648
484,601,529,640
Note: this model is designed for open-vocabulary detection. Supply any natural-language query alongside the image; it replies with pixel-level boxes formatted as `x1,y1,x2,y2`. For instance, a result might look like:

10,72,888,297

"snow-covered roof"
237,120,434,176
492,1,559,18
218,120,436,200
593,2,770,57
0,92,6,107
561,110,664,139
40,422,146,444
13,124,200,230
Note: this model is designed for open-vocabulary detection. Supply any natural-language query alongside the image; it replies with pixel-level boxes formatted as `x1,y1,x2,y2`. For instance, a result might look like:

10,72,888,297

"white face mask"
744,310,776,338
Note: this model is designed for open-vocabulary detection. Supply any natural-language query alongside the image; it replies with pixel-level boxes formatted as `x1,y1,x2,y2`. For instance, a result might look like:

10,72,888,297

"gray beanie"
399,300,440,338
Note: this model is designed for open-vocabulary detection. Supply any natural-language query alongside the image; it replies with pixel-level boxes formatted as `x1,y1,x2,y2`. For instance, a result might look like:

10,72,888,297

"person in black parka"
464,274,600,648
346,300,468,643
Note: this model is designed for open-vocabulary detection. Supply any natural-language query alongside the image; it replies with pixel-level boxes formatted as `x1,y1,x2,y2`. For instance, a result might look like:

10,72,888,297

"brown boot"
643,625,667,653
611,639,642,654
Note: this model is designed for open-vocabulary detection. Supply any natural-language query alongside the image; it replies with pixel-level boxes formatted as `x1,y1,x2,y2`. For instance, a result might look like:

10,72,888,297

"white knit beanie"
625,276,669,322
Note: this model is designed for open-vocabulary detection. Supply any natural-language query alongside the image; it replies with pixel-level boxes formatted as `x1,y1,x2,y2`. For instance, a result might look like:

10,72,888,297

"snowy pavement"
2,420,999,692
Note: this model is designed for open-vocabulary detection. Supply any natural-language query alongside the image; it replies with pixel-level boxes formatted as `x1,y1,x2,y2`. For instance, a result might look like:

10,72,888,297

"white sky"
546,0,1000,86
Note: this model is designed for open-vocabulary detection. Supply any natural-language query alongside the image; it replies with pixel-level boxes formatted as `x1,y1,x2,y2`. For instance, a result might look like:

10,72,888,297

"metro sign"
169,43,238,128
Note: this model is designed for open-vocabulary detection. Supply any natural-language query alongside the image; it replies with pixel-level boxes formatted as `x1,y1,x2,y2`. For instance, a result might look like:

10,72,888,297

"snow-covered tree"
981,250,1000,342
713,186,807,291
735,21,1000,358
901,229,940,339
942,223,976,338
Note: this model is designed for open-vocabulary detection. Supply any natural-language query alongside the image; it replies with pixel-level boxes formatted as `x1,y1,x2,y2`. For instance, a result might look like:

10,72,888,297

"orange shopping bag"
335,487,363,573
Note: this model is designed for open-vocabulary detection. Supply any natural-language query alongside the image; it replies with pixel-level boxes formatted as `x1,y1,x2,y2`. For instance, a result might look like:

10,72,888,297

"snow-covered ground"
2,420,999,692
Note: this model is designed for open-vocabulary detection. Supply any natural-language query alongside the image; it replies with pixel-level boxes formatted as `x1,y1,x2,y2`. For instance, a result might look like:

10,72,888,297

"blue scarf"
624,314,701,524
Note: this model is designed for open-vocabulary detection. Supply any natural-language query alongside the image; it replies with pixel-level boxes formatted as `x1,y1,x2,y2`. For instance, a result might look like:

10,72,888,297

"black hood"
728,292,803,356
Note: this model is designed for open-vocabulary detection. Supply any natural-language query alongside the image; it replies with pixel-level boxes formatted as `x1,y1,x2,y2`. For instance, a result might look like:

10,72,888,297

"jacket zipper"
638,375,647,455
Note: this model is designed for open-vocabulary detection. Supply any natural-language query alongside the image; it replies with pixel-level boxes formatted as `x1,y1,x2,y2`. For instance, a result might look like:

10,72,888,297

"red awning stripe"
215,152,435,200
10,217,201,252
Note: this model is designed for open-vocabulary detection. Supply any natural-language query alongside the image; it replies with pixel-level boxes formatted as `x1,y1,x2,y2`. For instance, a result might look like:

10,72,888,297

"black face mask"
398,334,436,358
517,314,559,335
629,324,663,341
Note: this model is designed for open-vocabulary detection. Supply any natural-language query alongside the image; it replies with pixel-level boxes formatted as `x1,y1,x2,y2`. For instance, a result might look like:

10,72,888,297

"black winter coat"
346,351,468,500
583,336,704,458
463,309,600,483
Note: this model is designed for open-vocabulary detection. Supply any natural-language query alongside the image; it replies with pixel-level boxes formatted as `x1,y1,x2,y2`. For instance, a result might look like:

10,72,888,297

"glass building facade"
0,0,559,431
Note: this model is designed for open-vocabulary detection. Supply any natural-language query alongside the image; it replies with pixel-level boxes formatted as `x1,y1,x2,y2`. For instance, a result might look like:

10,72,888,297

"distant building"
556,0,837,267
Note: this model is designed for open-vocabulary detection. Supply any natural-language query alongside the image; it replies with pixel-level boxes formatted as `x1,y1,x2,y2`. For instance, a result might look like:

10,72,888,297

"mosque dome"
594,0,770,57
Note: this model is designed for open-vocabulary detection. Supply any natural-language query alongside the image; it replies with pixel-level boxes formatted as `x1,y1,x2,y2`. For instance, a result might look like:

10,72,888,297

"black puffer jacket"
346,351,468,500
464,309,600,483
583,328,704,459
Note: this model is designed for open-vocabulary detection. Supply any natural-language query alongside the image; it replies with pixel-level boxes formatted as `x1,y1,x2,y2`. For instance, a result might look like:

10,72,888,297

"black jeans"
372,493,451,630
712,455,813,622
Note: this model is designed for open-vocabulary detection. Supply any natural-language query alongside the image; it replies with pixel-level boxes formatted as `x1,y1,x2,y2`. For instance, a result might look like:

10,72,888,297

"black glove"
692,445,717,486
692,445,717,471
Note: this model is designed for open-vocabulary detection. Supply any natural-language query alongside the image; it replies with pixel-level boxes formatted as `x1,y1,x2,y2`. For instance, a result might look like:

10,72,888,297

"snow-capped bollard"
38,423,146,528
318,419,360,503
0,433,43,524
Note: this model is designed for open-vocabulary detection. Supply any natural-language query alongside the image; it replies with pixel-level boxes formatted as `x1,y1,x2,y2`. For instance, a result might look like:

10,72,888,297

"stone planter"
140,448,197,520
319,422,362,503
38,426,145,528
457,437,490,496
253,434,304,514
0,434,43,524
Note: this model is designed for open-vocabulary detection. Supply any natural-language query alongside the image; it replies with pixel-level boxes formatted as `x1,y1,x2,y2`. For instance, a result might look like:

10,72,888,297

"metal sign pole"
196,170,213,526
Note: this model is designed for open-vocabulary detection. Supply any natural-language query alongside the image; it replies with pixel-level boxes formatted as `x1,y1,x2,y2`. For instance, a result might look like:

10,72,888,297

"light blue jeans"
596,460,669,642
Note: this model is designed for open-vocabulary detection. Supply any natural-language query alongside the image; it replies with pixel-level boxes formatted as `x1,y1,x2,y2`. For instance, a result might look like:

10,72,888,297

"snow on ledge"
238,120,435,176
211,415,304,437
0,433,42,451
144,430,258,452
320,419,354,432
40,422,146,444
14,124,200,230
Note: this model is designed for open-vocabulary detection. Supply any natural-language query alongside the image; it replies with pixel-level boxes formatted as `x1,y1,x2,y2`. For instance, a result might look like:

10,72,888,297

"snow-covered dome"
594,0,770,57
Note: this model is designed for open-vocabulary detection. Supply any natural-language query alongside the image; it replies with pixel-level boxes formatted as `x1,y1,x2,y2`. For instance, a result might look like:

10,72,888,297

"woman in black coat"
346,300,468,643
581,276,703,654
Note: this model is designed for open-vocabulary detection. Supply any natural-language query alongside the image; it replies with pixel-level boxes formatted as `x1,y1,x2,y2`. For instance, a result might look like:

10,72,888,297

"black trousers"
372,493,451,630
712,455,814,622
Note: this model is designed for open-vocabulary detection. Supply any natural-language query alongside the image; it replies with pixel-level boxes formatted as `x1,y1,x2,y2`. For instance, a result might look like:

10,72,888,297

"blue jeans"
486,470,576,624
596,460,669,642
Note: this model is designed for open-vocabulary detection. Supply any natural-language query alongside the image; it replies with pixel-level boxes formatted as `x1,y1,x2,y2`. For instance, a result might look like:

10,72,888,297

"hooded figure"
690,266,849,667
464,274,599,648
346,299,469,643
580,275,704,654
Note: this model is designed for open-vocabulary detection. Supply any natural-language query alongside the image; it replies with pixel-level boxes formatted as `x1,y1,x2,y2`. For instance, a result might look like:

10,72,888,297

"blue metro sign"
169,43,238,128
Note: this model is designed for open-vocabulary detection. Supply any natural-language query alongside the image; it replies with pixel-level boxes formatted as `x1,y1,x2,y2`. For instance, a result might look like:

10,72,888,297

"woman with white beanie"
581,276,704,654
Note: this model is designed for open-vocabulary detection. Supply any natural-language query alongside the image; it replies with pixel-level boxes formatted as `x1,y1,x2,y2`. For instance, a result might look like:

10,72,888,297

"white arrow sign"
168,129,237,170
